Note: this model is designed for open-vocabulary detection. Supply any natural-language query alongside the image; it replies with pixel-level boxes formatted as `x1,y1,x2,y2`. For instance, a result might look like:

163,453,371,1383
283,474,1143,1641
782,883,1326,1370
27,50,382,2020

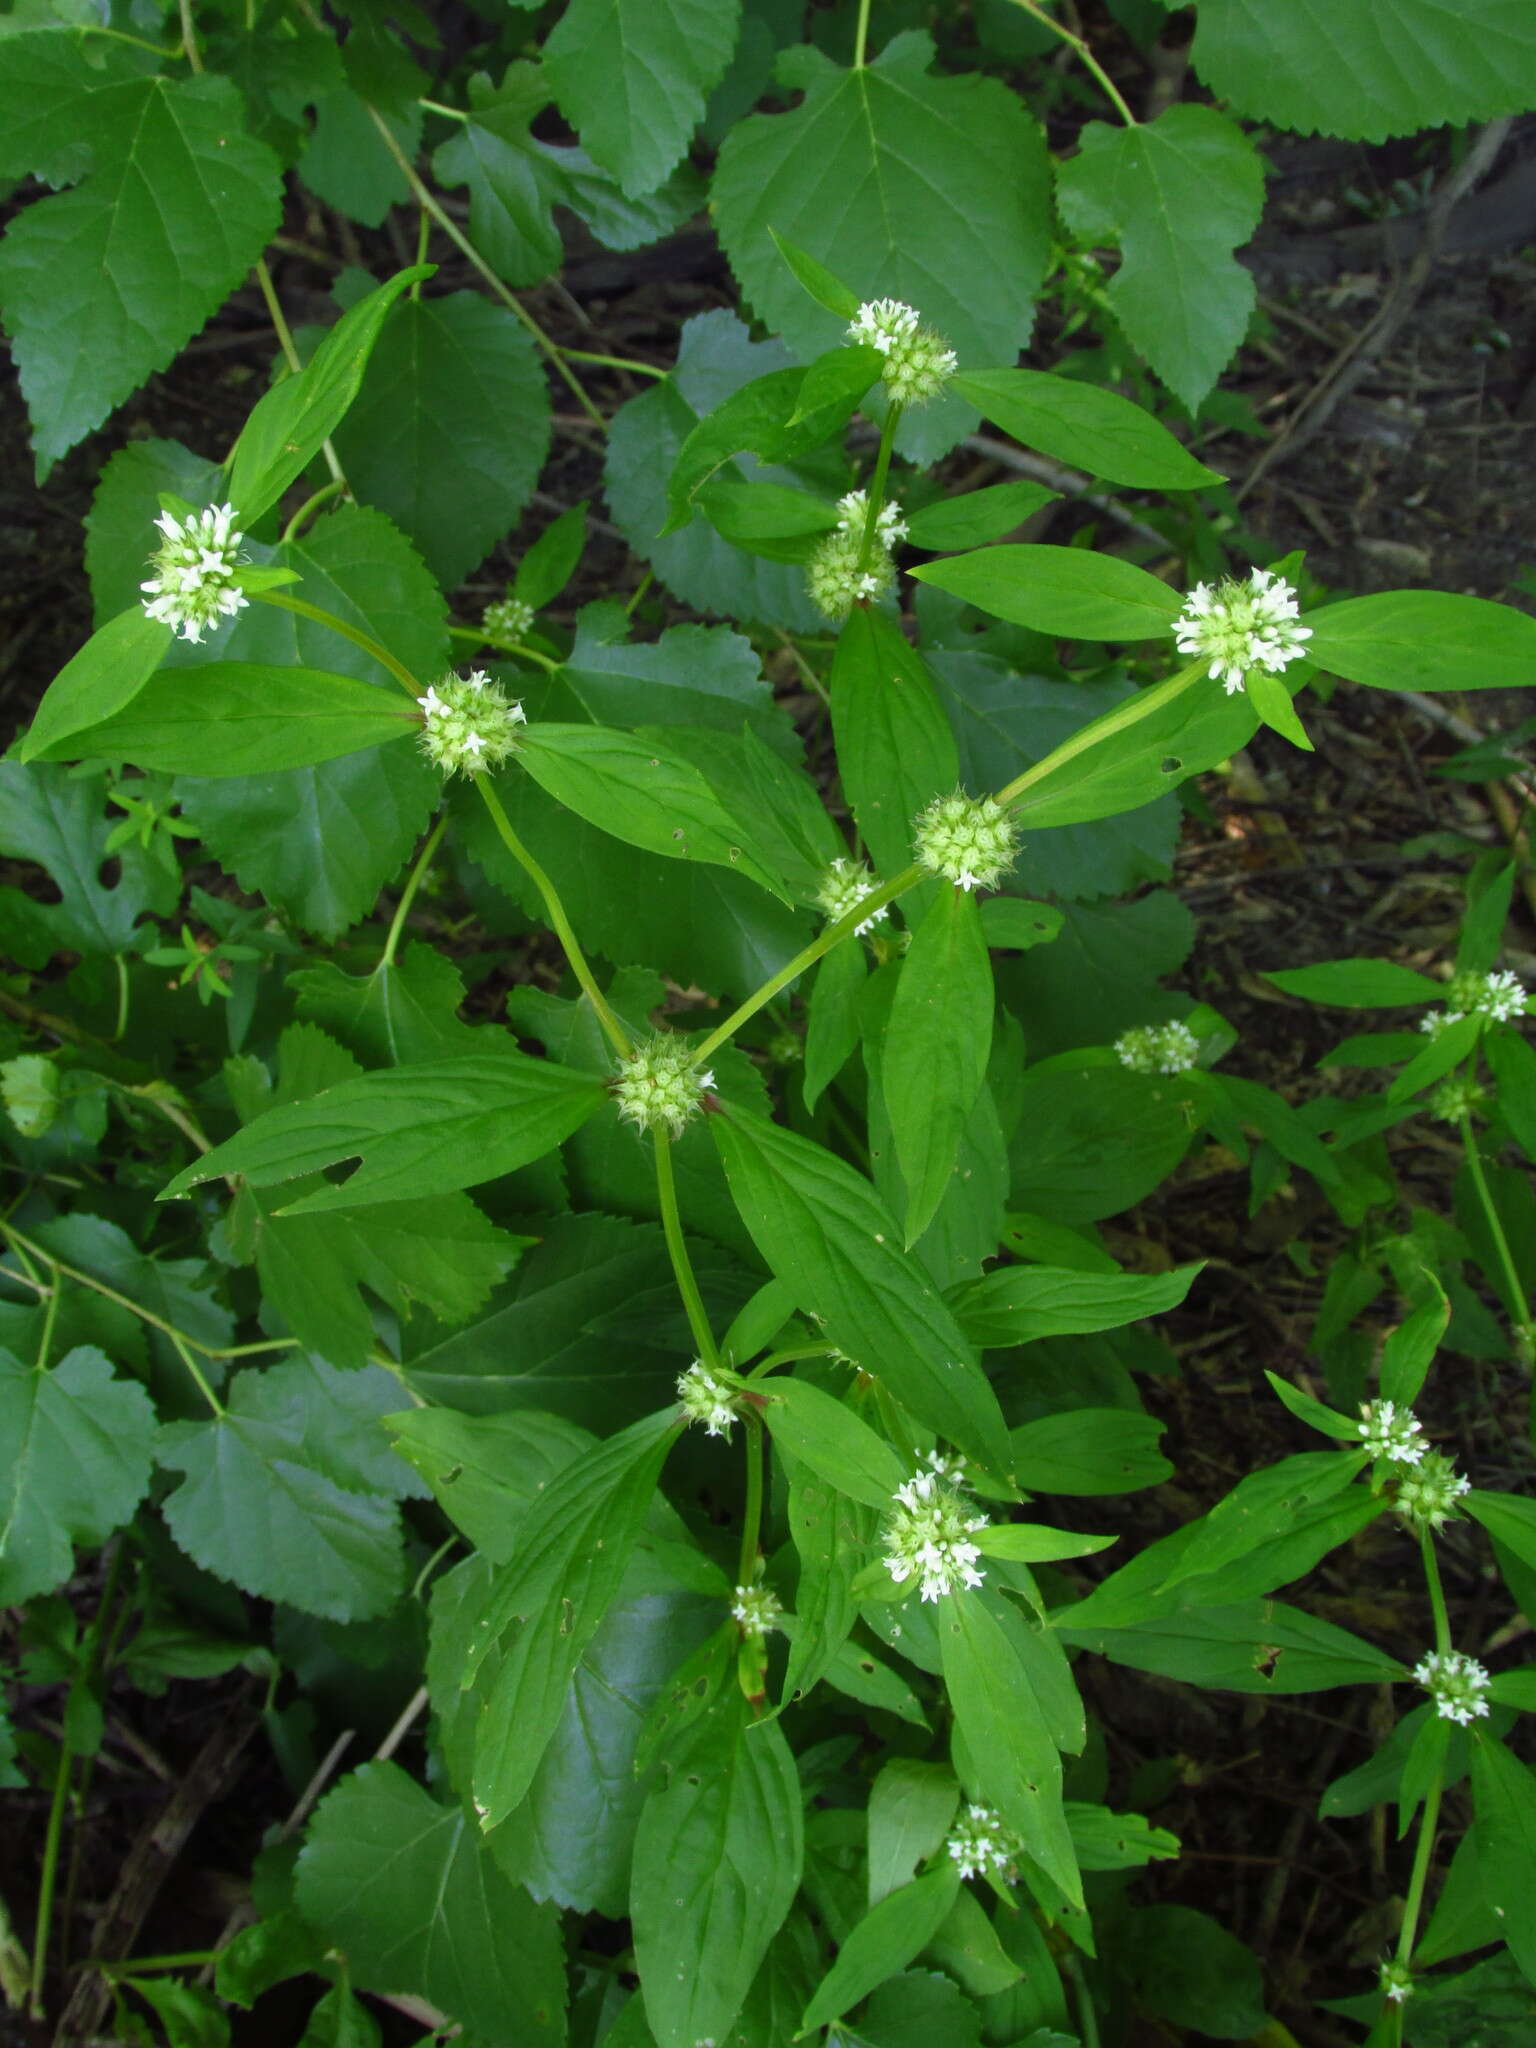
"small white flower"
731,1583,783,1638
946,1803,1021,1883
815,856,887,937
1448,968,1528,1024
883,1459,989,1602
613,1034,710,1138
805,526,895,621
835,488,908,547
1114,1021,1201,1075
1356,1398,1425,1466
417,670,526,778
482,593,535,643
1172,567,1312,695
1417,1008,1466,1038
1412,1647,1491,1726
677,1359,742,1439
1393,1451,1470,1533
847,298,958,407
1378,1959,1414,2005
140,502,249,643
913,792,1018,893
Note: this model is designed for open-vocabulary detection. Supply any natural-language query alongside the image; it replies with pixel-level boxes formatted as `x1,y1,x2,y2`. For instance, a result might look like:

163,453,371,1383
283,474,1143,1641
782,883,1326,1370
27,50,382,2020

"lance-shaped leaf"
1303,590,1536,693
883,885,994,1245
910,544,1182,640
21,608,173,764
518,725,792,900
799,1867,962,2035
952,368,1220,490
761,1377,906,1511
1261,957,1442,1007
465,1409,680,1831
830,605,959,887
711,1104,1012,1476
779,1452,876,1710
949,1261,1202,1349
161,1051,608,1213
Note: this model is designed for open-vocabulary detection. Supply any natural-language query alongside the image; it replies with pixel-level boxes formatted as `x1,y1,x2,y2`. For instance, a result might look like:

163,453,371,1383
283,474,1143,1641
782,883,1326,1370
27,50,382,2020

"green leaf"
804,940,867,1113
1067,1803,1180,1872
290,944,482,1067
0,760,173,957
950,1262,1201,1348
867,1759,960,1905
1378,1280,1450,1406
431,68,566,286
226,267,432,523
713,32,1051,462
1304,591,1536,693
712,1105,1012,1475
801,1868,962,2035
1488,1028,1536,1165
698,479,840,561
769,227,860,319
295,1762,566,2043
905,480,1058,552
1054,106,1265,413
519,725,791,899
22,608,173,763
515,501,588,611
830,604,960,883
762,1377,906,1510
1055,1597,1405,1693
1008,1062,1198,1223
663,350,875,531
331,292,551,589
1466,1489,1536,1577
387,1408,591,1560
0,1346,156,1605
1114,1903,1267,2038
465,1409,679,1829
910,544,1182,640
59,663,415,775
1263,1372,1358,1441
0,66,281,473
779,1452,877,1709
1010,1408,1172,1495
1188,0,1536,143
1260,957,1441,1007
545,0,742,198
951,367,1220,489
884,885,994,1244
975,1523,1115,1564
1155,1450,1372,1597
631,1699,803,2048
84,438,225,626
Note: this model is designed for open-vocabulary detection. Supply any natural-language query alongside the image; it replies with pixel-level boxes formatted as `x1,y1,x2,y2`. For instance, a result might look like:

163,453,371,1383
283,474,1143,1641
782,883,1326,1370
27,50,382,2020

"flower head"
1429,1077,1486,1124
613,1034,712,1138
417,671,527,778
847,298,958,407
1356,1398,1425,1466
946,1803,1021,1883
883,1460,989,1603
835,488,908,547
140,502,248,643
805,528,893,621
1378,1960,1415,2005
1114,1021,1201,1075
1412,1647,1491,1726
677,1359,742,1439
731,1583,783,1638
482,593,534,643
913,791,1018,893
1172,568,1311,695
1448,968,1528,1025
1417,1008,1466,1038
1393,1450,1470,1532
816,856,888,936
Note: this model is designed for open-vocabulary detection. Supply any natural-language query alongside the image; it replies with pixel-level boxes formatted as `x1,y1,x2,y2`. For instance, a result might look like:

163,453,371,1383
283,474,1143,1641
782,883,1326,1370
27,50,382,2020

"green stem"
170,1333,225,1418
112,954,130,1042
251,262,347,487
993,657,1205,809
625,570,654,619
1001,0,1139,125
691,863,924,1066
381,817,446,968
251,589,422,699
28,1719,72,2016
560,349,667,380
1420,1530,1452,1657
738,1412,766,1584
654,1132,720,1369
1392,1769,1443,2032
1061,1952,1102,2048
745,1345,834,1383
33,1262,60,1371
418,98,468,122
855,404,902,578
83,23,182,57
362,108,606,431
281,479,347,546
1458,1111,1534,1350
449,623,562,673
176,0,202,70
473,777,630,1056
853,0,873,67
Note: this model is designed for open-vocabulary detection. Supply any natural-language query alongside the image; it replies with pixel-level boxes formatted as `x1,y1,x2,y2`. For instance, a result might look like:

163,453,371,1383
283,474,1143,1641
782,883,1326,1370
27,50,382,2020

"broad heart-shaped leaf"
545,0,742,197
1303,590,1536,693
713,31,1051,463
560,612,799,761
57,663,416,775
830,605,959,883
0,760,174,958
431,64,562,285
465,1409,681,1830
295,1762,565,2043
631,1696,803,2048
799,1868,961,2036
910,545,1182,641
21,608,173,764
1054,106,1265,414
291,944,482,1067
0,1346,156,1605
225,266,432,524
884,885,994,1245
84,438,226,627
163,1051,607,1213
172,506,446,937
1188,0,1536,142
518,725,792,900
950,368,1219,491
711,1104,1012,1477
0,64,281,474
330,292,551,590
950,1262,1202,1349
605,310,825,630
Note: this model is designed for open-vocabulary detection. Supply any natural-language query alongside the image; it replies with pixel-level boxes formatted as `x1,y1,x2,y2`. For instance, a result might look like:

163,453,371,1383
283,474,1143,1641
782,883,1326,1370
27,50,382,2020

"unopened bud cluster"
140,503,249,643
1412,1647,1491,1726
847,298,958,407
816,856,888,936
417,671,526,777
1429,1077,1486,1124
730,1583,783,1639
1356,1398,1425,1465
482,593,535,643
913,792,1018,892
612,1035,712,1138
676,1359,743,1439
946,1803,1021,1883
883,1454,989,1603
1172,567,1310,696
1115,1021,1200,1075
1392,1449,1470,1532
1378,1960,1414,2006
805,488,906,622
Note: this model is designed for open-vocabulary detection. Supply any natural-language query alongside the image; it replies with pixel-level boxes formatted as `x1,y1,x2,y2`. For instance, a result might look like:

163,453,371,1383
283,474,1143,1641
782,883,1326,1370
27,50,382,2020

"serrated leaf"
1115,1903,1266,2038
0,759,173,956
0,68,281,472
804,940,867,1113
1008,1062,1198,1223
0,1346,156,1605
84,438,225,626
950,367,1219,489
1055,106,1265,412
910,544,1182,640
295,1762,566,2042
290,944,481,1066
432,67,566,285
1055,1596,1405,1693
1304,590,1536,693
830,605,959,883
331,292,551,590
561,615,799,759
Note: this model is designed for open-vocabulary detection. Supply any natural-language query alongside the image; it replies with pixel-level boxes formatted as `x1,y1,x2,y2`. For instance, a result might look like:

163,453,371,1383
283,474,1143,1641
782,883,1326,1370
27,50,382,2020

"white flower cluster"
1393,1449,1470,1533
882,1456,989,1602
731,1583,783,1639
1378,1959,1415,2005
1356,1398,1425,1466
1451,968,1527,1025
1114,1021,1200,1075
913,792,1018,893
1429,1076,1486,1125
847,298,958,407
946,1803,1021,1883
836,488,908,548
676,1359,742,1439
482,593,535,644
140,503,249,643
613,1034,713,1139
1172,568,1311,695
1412,1647,1491,1726
804,487,906,622
417,671,527,778
815,856,888,937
